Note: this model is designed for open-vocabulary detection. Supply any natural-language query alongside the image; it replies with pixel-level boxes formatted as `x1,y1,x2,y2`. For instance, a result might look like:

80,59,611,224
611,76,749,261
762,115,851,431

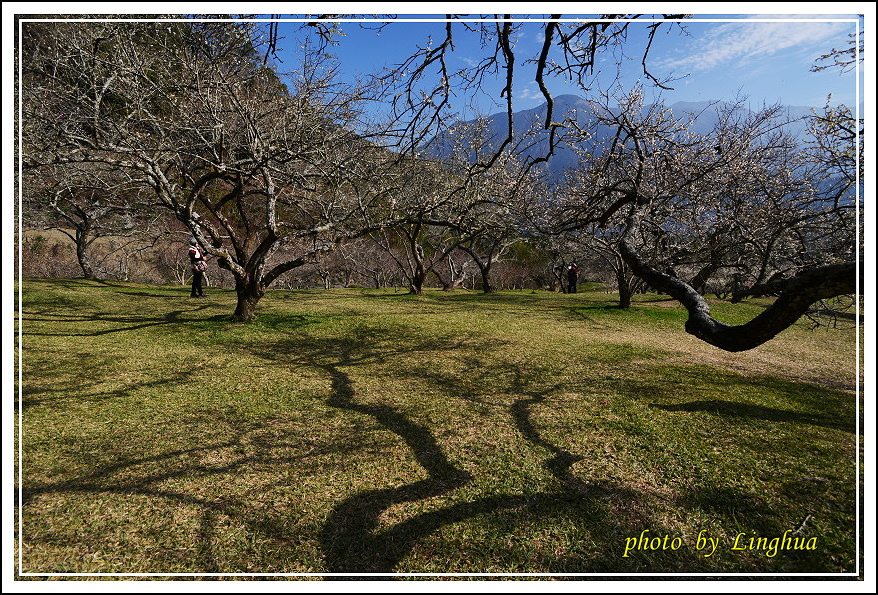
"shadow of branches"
17,309,853,575
648,400,854,433
246,326,711,574
20,304,212,337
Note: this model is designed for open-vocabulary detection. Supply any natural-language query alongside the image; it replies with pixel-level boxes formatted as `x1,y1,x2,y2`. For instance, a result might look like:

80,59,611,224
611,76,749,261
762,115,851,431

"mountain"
425,94,818,183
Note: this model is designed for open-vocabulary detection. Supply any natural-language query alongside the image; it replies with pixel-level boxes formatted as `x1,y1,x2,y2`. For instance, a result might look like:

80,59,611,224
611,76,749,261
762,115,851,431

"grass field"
13,278,863,578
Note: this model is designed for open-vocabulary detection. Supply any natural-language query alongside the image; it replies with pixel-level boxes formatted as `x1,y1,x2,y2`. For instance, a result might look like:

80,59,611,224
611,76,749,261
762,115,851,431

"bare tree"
336,236,400,289
428,118,542,293
580,227,646,308
22,19,407,320
555,87,857,351
458,232,512,294
22,162,156,279
332,15,689,166
373,221,460,296
431,248,474,291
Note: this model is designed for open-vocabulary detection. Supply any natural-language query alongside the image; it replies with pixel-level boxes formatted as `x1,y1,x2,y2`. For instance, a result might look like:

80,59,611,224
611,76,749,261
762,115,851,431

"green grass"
14,279,862,577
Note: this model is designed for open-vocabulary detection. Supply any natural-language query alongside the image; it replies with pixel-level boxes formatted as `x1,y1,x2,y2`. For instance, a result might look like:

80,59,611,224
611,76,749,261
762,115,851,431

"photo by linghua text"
622,529,818,558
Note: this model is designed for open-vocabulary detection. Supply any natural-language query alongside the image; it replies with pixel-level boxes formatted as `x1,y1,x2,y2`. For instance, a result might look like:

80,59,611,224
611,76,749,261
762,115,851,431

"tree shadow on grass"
561,304,628,330
17,399,378,573
20,305,213,337
113,290,188,298
27,278,184,295
317,363,651,574
246,327,722,575
312,327,854,574
17,363,205,412
610,364,857,434
648,400,855,434
17,314,855,575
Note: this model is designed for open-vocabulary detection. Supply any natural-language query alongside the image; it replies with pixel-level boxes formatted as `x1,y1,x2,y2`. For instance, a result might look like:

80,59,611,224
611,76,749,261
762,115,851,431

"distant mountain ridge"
426,94,819,182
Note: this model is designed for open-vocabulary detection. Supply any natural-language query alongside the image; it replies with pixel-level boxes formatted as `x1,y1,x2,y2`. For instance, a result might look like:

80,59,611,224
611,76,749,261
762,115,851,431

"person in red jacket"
567,263,579,294
188,237,207,297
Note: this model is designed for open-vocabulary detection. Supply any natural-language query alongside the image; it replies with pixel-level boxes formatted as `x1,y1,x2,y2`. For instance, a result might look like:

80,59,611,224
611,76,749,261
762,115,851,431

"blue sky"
2,6,864,113
264,10,863,116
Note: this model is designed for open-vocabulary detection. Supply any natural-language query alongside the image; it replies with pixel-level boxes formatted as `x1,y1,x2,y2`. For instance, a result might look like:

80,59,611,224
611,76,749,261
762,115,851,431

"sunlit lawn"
13,278,862,578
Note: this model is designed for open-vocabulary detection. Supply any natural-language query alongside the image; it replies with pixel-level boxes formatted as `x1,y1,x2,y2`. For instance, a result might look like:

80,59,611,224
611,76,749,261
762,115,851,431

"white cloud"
660,17,853,73
517,85,545,101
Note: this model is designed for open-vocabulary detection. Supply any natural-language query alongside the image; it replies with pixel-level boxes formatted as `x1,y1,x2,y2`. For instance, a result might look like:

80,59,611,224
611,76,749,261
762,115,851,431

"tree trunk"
233,280,265,322
76,243,96,279
409,272,425,295
74,229,96,279
459,245,494,293
480,265,494,294
618,285,632,310
616,266,632,309
690,262,726,295
409,245,426,295
475,258,493,293
554,266,567,293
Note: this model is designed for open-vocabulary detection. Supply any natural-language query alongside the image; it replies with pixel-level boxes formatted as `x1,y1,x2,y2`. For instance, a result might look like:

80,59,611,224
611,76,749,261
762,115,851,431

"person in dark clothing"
188,237,206,297
567,263,579,293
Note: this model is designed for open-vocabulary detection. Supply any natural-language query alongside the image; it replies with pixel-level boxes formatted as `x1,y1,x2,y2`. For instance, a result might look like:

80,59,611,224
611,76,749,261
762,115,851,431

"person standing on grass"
188,237,207,298
567,263,579,294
